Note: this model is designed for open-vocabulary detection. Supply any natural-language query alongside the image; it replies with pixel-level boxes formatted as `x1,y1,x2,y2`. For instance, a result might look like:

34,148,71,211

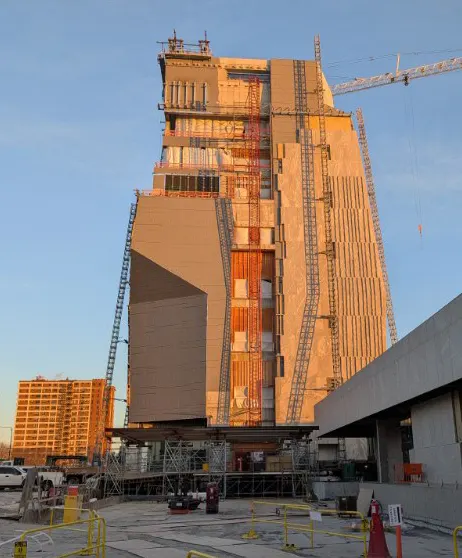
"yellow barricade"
243,500,368,557
453,525,462,558
17,510,106,558
50,507,92,526
186,552,218,558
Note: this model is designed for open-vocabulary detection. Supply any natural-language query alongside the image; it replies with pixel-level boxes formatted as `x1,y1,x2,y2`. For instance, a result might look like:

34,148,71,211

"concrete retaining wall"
363,482,462,531
312,481,359,500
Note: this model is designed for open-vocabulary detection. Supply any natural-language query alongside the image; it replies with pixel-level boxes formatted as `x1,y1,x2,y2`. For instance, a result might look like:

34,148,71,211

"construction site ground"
0,494,458,557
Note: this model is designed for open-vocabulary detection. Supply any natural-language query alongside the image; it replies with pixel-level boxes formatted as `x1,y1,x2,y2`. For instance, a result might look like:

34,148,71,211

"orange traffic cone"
368,499,391,558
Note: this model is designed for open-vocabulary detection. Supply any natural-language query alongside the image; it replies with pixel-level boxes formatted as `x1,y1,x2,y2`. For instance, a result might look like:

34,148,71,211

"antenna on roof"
199,30,210,55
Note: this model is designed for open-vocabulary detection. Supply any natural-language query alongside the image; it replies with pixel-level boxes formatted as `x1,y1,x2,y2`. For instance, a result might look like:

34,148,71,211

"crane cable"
403,86,424,240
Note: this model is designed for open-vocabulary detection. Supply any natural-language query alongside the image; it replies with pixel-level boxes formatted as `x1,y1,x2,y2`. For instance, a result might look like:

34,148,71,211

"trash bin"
337,495,357,514
206,482,219,514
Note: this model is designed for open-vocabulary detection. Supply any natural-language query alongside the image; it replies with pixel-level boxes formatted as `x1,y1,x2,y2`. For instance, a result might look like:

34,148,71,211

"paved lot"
0,496,458,557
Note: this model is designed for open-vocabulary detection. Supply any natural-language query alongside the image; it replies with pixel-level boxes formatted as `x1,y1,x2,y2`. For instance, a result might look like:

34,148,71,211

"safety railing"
139,188,221,199
165,130,270,139
15,510,106,558
50,506,92,526
243,500,368,556
454,525,462,558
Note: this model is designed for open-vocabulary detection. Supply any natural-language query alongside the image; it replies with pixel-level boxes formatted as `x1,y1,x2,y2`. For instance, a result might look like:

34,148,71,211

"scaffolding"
314,35,341,390
247,77,263,426
104,437,316,499
356,108,398,345
286,61,321,424
216,198,234,425
94,200,138,461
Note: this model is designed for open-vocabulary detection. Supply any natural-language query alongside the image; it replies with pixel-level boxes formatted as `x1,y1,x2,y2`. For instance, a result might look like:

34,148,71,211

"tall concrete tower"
128,34,386,427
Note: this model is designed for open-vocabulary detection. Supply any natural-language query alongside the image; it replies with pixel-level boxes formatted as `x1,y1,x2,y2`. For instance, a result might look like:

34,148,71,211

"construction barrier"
243,500,368,556
186,552,218,558
50,506,92,526
15,510,106,558
453,525,462,558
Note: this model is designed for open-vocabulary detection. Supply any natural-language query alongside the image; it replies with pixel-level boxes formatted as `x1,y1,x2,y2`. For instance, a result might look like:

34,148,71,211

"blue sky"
1,0,461,441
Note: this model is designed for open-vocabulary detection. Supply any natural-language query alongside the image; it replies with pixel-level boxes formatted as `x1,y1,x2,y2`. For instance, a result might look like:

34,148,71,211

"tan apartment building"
12,377,115,465
128,34,387,428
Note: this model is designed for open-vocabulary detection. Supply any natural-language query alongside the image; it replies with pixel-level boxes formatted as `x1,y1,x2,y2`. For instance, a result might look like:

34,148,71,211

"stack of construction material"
265,455,292,472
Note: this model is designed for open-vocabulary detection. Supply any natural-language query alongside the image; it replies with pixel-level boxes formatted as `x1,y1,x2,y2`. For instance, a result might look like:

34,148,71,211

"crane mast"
356,108,398,345
94,199,138,462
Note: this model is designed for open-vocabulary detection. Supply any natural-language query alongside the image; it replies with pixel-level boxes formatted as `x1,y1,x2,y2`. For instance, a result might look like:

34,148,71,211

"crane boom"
332,56,462,96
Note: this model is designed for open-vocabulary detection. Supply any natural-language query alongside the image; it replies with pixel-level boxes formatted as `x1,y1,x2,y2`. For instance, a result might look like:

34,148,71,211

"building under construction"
127,33,388,431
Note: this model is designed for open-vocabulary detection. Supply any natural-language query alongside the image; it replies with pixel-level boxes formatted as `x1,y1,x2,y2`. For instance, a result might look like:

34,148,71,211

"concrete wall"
410,392,462,484
362,482,462,531
315,294,462,436
312,481,359,500
376,419,403,483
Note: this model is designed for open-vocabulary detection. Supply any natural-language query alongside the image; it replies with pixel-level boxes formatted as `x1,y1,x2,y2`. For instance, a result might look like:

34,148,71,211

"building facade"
12,378,115,465
128,35,387,427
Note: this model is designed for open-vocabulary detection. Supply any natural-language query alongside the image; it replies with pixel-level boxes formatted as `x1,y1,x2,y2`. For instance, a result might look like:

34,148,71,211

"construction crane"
93,199,138,463
327,51,462,346
331,55,462,96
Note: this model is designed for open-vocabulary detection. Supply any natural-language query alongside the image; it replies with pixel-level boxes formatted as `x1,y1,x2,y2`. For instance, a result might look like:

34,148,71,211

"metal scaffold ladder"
315,35,345,462
216,197,233,425
356,108,398,345
94,198,138,460
247,77,263,426
286,61,320,424
314,35,342,389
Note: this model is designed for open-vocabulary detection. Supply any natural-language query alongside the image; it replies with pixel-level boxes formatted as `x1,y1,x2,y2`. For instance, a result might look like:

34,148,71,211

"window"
191,83,195,105
165,174,219,193
0,467,20,475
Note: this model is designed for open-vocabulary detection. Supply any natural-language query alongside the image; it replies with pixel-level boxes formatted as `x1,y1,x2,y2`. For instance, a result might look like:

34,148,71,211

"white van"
0,465,26,490
19,466,64,491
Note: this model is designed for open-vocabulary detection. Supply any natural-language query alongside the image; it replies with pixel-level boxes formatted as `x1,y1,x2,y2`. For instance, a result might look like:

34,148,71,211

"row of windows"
166,81,207,109
165,174,220,193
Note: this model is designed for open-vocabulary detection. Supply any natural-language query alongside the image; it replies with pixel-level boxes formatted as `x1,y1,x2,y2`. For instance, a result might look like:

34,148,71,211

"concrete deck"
0,498,457,557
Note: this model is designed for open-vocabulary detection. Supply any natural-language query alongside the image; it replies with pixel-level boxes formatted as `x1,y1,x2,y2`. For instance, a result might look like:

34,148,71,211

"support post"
396,525,403,558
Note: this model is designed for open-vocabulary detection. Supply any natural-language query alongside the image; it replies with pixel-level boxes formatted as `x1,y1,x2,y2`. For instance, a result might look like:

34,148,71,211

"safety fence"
243,500,368,556
0,510,106,558
454,525,462,558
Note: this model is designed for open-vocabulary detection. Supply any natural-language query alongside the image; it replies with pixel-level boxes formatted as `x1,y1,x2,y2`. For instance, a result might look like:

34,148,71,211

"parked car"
0,466,26,490
19,466,64,491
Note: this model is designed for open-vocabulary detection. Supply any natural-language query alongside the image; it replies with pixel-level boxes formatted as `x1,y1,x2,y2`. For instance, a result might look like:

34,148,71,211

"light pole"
0,426,13,460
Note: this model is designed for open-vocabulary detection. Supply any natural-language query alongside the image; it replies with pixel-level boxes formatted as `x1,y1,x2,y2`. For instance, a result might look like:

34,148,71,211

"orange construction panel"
262,360,276,387
261,308,274,331
261,252,275,280
231,307,248,337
